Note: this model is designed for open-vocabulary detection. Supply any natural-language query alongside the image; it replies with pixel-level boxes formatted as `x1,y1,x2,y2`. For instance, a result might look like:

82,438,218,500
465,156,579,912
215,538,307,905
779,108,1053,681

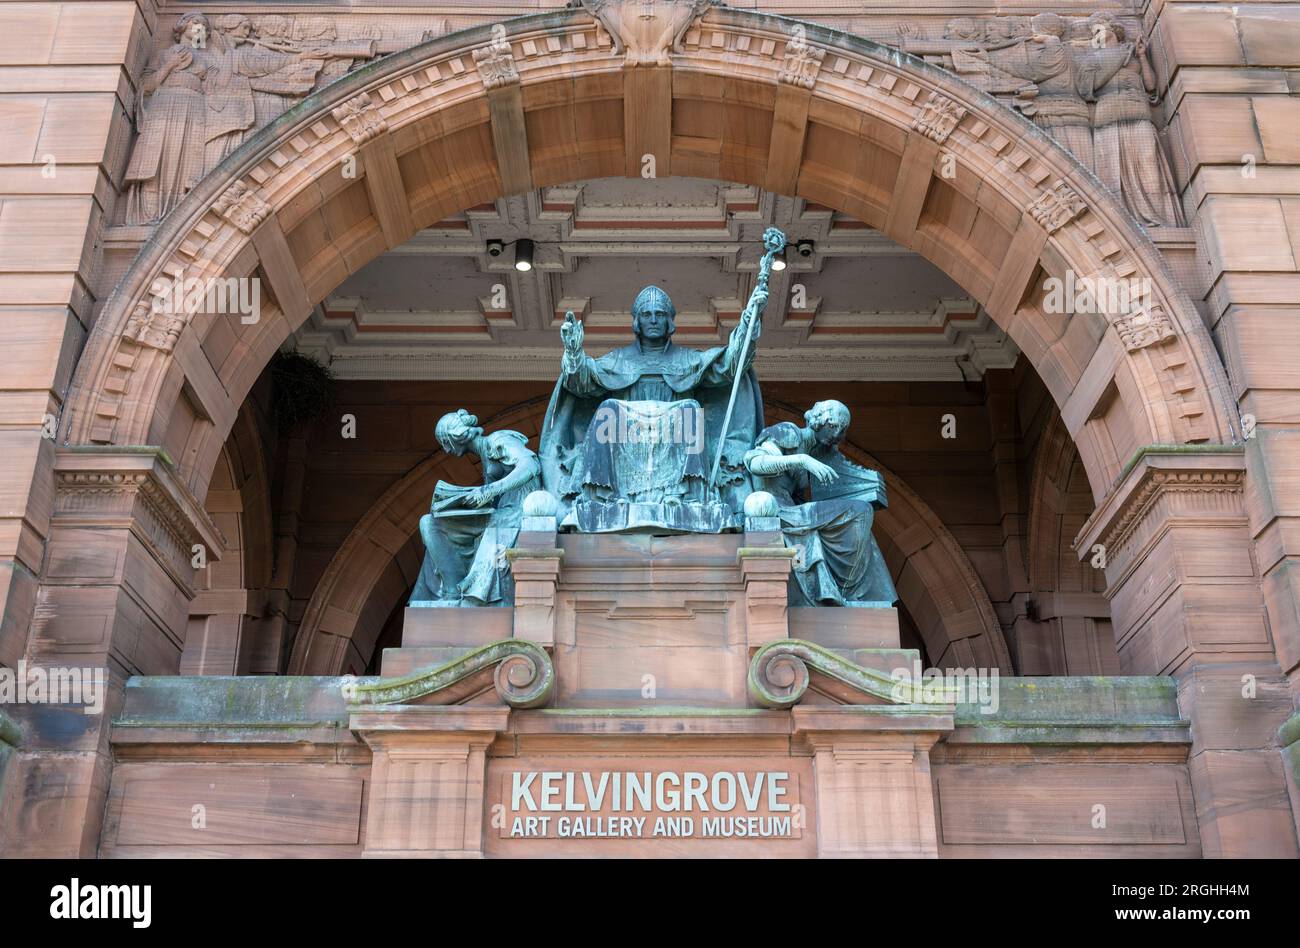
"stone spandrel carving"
570,0,717,67
867,13,1185,229
1085,14,1187,228
124,12,378,226
410,409,543,608
743,401,898,608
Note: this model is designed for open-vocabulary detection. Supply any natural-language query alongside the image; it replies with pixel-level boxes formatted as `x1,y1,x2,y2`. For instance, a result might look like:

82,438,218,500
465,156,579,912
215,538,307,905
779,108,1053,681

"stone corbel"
472,37,520,89
911,92,967,144
779,35,826,88
331,92,388,145
213,180,270,234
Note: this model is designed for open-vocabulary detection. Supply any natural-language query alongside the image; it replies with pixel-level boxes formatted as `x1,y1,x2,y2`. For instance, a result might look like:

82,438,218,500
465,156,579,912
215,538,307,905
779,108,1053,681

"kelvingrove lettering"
510,770,791,813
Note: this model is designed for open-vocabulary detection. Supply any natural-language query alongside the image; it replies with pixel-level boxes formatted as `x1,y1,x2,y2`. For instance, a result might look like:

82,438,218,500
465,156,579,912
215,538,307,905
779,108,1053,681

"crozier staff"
709,227,785,488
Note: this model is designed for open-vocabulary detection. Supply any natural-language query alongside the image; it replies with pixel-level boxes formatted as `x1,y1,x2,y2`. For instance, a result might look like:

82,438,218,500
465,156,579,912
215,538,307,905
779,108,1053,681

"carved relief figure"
744,401,897,607
125,12,377,225
1083,14,1186,227
953,14,1128,172
410,410,542,607
123,13,220,225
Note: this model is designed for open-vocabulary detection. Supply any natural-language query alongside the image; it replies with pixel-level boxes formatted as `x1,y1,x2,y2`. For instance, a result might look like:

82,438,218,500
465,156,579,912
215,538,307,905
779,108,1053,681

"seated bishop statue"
539,281,767,531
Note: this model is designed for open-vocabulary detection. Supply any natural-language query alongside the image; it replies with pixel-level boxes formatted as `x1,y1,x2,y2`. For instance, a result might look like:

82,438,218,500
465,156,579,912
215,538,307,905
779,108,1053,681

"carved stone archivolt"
79,8,1234,470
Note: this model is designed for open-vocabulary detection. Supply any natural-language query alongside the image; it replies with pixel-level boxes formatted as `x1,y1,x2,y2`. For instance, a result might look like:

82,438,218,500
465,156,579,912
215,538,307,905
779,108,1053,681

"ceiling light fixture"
514,238,535,272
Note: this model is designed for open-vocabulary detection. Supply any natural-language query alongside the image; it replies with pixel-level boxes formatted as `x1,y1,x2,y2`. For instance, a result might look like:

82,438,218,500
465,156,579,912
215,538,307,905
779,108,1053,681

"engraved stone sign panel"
485,756,816,857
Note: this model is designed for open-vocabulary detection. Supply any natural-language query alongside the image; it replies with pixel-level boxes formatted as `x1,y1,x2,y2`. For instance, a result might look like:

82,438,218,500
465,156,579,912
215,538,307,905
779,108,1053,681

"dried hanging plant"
269,350,337,432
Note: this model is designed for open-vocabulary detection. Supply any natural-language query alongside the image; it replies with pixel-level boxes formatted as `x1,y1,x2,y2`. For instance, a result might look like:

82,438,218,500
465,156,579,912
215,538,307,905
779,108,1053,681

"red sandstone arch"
289,398,1009,675
61,9,1239,572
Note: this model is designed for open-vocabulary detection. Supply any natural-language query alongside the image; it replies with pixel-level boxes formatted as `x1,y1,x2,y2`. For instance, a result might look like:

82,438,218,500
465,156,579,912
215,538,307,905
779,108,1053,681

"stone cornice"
53,448,227,566
1075,446,1247,559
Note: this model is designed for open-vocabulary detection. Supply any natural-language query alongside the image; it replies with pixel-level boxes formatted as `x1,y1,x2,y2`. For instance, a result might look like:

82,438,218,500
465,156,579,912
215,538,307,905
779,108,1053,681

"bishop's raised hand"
560,310,585,365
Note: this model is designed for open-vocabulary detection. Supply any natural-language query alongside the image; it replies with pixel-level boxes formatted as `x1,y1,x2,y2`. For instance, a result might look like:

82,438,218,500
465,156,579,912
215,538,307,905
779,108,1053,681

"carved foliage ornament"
124,300,186,353
213,180,270,234
1114,302,1176,351
1028,179,1086,233
473,38,519,89
912,92,968,144
779,31,826,88
332,91,387,144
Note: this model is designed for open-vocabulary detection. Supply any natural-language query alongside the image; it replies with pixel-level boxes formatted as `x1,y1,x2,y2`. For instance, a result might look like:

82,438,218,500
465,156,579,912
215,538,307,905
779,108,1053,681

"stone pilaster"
1,446,222,856
1078,446,1299,856
351,705,509,858
793,705,951,857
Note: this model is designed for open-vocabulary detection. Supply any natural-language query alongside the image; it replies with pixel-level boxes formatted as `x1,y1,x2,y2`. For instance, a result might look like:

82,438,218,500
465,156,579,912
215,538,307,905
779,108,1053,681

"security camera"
796,239,815,258
486,239,505,258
